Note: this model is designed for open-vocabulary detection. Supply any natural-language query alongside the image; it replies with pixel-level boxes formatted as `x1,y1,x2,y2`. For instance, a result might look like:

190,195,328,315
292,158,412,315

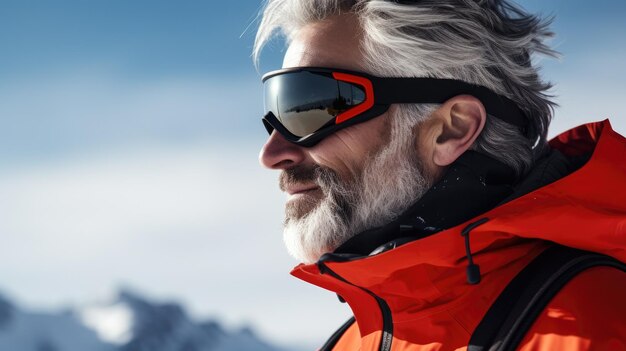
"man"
254,0,626,350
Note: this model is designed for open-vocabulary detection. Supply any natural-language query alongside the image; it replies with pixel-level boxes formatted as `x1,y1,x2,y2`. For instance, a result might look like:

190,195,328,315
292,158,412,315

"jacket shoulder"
519,266,626,350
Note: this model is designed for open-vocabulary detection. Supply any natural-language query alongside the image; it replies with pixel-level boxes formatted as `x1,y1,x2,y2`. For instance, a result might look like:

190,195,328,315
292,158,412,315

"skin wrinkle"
334,135,370,180
328,143,357,177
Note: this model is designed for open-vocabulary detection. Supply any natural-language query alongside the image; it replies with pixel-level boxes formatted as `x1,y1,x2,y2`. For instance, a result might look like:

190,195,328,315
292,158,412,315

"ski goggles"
262,67,528,147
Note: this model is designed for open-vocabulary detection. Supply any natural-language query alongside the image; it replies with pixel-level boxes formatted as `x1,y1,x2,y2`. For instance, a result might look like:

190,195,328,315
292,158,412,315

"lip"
285,184,319,195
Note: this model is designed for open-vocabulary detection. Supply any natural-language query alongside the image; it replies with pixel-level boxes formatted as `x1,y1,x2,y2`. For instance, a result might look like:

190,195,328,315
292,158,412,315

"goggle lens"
264,71,366,137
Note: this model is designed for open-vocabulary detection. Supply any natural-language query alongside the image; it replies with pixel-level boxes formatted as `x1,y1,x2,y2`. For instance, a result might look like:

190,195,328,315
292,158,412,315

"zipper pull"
461,218,490,285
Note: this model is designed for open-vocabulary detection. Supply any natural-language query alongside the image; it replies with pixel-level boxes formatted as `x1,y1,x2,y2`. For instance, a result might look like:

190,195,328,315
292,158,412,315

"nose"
259,131,306,169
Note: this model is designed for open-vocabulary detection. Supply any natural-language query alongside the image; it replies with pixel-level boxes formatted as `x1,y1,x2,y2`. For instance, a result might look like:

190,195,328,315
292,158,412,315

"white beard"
283,115,433,263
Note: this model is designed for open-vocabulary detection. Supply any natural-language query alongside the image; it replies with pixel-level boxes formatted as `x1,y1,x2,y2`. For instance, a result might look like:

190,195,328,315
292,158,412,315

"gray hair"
254,0,558,176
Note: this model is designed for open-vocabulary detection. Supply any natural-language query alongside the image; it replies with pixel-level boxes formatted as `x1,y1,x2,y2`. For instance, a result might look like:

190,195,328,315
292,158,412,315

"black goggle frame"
262,67,528,147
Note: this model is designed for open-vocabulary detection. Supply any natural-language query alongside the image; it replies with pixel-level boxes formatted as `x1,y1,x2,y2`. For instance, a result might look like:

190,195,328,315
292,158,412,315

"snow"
79,303,134,345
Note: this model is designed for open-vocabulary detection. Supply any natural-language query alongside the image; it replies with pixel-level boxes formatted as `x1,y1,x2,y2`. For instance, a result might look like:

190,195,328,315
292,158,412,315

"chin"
283,198,351,264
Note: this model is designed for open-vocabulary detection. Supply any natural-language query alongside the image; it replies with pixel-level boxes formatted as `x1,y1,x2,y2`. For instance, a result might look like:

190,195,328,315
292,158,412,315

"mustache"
279,165,341,192
279,165,320,192
280,164,355,228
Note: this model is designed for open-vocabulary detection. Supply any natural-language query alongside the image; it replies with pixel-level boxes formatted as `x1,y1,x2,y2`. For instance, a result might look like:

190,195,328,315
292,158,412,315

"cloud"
0,142,350,347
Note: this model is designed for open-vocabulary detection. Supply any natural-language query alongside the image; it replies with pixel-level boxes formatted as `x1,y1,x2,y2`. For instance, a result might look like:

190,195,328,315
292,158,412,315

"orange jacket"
291,120,626,351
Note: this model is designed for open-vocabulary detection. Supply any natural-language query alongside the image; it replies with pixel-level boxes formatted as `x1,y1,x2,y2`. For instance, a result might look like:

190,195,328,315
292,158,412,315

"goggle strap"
374,77,527,129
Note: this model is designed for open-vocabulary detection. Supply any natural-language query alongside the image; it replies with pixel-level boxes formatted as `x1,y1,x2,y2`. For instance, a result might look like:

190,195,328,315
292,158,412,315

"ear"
432,95,486,167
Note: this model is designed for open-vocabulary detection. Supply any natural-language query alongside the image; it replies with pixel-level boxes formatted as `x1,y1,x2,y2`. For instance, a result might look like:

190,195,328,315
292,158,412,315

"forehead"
282,13,364,70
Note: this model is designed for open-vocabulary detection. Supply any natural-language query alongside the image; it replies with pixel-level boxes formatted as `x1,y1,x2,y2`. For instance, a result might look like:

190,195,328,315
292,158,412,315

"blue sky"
0,1,625,348
0,0,275,165
0,0,266,77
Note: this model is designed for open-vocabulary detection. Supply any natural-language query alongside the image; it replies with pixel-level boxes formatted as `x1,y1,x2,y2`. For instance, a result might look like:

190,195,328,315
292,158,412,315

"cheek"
307,113,391,178
307,142,363,181
308,136,380,180
308,147,355,180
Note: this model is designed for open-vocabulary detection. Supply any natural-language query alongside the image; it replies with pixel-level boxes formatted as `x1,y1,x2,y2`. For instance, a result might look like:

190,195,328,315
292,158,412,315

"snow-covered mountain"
0,290,292,351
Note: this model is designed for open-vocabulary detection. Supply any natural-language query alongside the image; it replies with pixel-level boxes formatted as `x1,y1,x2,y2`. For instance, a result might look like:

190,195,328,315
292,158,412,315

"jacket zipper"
318,261,394,351
375,295,393,351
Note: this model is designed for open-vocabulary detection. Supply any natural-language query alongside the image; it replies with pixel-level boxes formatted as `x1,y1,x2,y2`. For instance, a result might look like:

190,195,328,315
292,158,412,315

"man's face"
259,14,432,263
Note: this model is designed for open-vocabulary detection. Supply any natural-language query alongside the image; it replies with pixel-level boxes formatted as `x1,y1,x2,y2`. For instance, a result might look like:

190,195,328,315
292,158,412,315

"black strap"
319,316,356,351
468,245,626,351
375,77,528,131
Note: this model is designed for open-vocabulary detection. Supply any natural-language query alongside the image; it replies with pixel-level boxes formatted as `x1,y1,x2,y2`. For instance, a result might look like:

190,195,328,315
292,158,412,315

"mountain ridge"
0,289,294,351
